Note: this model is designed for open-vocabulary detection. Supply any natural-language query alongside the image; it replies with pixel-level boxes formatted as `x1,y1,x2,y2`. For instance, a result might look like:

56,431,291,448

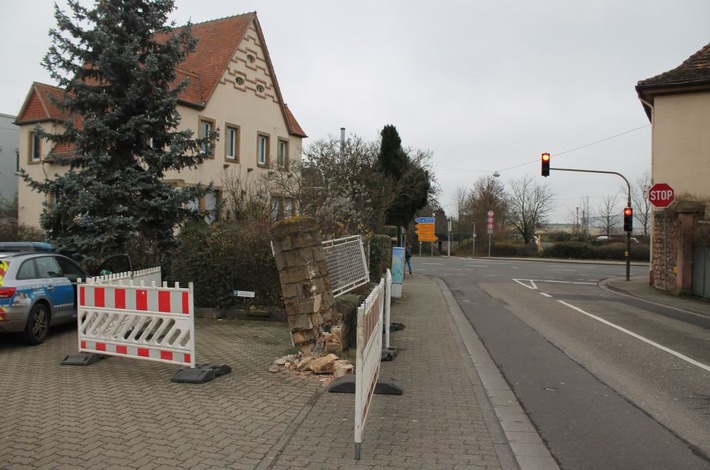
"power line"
437,124,650,173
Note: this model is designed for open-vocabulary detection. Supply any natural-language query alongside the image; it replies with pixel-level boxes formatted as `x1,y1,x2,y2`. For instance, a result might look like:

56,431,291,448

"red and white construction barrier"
77,281,195,368
354,276,385,460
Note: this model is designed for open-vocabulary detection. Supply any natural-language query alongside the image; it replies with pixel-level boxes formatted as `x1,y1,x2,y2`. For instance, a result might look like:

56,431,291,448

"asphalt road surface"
417,256,710,470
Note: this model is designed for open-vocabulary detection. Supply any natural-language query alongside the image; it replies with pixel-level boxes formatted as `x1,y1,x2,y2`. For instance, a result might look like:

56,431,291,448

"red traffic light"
541,153,550,177
623,207,633,232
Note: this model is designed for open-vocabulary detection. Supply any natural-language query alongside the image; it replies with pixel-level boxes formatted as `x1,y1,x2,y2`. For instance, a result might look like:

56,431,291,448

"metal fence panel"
322,235,369,297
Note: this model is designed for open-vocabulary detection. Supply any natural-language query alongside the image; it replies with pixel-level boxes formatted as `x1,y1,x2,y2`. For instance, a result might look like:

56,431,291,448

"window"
277,139,288,170
257,133,269,166
35,256,62,278
30,131,41,163
193,189,223,223
17,260,38,280
270,196,297,221
199,118,215,157
225,126,239,162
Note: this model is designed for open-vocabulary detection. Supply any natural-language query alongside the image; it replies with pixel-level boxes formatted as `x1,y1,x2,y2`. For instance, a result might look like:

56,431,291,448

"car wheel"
23,303,50,345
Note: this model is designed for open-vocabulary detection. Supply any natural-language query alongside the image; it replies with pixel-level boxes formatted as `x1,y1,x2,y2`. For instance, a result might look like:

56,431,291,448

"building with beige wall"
0,113,19,203
636,42,710,297
14,12,306,228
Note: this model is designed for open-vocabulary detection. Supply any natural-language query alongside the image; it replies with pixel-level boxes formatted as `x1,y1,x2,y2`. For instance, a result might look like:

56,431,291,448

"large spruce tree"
22,0,214,264
376,125,430,230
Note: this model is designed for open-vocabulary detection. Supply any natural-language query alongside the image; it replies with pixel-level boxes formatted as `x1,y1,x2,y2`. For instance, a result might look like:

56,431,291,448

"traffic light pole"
551,167,632,281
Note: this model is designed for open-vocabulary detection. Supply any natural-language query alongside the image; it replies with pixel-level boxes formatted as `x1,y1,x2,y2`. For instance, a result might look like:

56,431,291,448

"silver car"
0,250,131,345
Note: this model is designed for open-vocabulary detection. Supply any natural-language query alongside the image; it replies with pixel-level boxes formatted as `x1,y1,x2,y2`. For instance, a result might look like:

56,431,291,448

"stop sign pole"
547,165,632,281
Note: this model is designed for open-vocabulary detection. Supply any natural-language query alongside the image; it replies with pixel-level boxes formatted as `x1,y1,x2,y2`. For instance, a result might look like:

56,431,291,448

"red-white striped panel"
81,339,191,366
79,285,190,314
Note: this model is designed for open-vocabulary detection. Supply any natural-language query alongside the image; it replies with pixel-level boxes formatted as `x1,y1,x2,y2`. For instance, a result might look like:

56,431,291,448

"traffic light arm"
550,168,631,207
548,166,632,281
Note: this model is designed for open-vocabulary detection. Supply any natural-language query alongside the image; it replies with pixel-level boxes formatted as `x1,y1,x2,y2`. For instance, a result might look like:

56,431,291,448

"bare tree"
450,186,469,238
631,171,652,236
595,193,621,236
507,175,555,243
220,168,271,221
465,176,508,242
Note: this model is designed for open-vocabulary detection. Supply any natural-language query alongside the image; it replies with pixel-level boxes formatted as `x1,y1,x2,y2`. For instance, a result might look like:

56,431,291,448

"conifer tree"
21,0,214,264
376,125,430,230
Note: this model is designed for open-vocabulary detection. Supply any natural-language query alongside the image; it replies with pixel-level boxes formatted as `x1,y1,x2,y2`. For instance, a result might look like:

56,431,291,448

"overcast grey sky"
2,1,708,224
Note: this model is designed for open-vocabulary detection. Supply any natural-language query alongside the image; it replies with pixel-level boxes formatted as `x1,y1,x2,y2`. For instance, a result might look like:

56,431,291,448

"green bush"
543,241,649,261
542,241,595,259
168,220,281,309
368,234,392,281
491,242,538,257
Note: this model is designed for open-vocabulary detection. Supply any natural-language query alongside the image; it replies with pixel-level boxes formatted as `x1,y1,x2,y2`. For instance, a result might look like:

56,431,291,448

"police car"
0,244,131,345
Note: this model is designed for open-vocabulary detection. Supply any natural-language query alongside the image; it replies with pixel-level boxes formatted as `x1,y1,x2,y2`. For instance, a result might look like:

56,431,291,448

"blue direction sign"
415,217,435,224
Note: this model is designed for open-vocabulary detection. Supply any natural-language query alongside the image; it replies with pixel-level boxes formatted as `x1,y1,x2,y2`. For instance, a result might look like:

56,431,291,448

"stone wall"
271,216,337,354
651,200,705,293
651,209,679,290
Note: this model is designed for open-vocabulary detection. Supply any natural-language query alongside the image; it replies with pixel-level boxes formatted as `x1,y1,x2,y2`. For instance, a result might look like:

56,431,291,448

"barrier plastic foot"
381,347,398,361
390,322,406,331
60,352,106,366
328,375,403,395
171,364,231,384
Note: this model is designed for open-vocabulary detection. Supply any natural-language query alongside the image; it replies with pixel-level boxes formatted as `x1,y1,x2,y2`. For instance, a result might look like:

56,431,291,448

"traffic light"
541,152,550,177
623,207,633,232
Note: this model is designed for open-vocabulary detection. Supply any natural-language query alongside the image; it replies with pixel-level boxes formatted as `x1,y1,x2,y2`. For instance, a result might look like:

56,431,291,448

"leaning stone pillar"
271,216,336,354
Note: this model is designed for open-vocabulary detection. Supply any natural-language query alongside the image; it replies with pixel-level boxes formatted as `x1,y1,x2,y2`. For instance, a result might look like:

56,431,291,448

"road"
416,256,710,470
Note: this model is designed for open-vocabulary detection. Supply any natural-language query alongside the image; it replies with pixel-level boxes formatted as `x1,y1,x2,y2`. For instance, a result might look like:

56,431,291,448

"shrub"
368,234,392,281
168,220,281,309
491,242,538,257
542,241,595,259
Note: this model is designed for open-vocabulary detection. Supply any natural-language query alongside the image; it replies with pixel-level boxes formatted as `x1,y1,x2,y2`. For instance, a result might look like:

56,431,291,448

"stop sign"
649,183,674,208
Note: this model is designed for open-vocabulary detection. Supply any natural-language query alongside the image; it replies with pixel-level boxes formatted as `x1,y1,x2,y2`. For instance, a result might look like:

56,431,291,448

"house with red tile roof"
636,42,710,297
14,12,306,227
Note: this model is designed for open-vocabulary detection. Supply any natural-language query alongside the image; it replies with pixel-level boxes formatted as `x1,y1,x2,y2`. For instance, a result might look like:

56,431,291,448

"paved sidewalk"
604,276,710,317
266,274,556,469
1,275,556,470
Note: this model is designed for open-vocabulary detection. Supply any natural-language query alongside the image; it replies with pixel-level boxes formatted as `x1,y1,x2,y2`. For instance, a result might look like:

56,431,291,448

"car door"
34,255,75,324
55,256,89,314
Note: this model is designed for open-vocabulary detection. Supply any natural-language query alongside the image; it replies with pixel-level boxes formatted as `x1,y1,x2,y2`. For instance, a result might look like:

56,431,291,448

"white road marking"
557,300,710,373
513,278,597,288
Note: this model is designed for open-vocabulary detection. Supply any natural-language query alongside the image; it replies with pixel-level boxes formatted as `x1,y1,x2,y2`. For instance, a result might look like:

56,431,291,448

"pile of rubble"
269,352,353,378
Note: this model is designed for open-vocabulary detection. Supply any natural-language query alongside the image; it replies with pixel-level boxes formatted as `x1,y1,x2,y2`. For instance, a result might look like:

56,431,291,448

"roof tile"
16,12,305,138
637,42,710,89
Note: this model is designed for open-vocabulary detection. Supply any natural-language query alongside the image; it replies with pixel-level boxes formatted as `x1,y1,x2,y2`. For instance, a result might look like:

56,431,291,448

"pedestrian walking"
405,243,413,275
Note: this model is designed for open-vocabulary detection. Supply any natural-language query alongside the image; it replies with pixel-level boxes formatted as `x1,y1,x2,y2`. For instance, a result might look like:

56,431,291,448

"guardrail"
322,235,369,297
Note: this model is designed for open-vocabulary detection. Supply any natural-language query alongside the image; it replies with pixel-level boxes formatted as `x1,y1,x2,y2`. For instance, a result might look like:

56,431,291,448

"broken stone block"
333,360,354,378
308,353,339,374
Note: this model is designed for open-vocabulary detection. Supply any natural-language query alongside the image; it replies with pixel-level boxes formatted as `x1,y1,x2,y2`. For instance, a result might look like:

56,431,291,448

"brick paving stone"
268,276,506,470
0,276,522,470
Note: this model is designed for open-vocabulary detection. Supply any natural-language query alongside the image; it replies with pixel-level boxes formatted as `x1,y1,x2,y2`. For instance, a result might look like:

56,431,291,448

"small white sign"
233,290,256,298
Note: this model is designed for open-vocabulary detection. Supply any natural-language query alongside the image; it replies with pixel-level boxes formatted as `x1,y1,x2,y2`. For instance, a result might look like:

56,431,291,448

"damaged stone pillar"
271,216,338,354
